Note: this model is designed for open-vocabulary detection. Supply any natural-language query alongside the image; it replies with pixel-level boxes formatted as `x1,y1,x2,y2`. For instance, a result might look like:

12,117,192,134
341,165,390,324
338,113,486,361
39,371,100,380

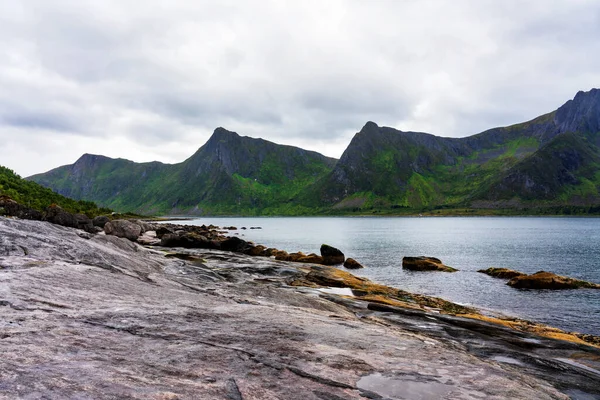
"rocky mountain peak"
360,121,380,132
554,88,600,135
209,127,240,141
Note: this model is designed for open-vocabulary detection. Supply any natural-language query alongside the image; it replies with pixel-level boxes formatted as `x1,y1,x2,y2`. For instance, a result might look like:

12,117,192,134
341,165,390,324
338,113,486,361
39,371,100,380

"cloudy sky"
1,0,599,177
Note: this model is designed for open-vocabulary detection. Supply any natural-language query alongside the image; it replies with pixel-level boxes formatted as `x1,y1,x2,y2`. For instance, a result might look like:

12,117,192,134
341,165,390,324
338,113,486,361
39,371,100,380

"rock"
92,215,110,228
160,232,211,248
402,256,458,272
287,252,306,262
44,205,79,228
132,219,153,233
263,248,277,257
219,236,252,253
507,271,600,290
137,231,161,246
155,226,174,239
74,214,95,233
320,244,345,265
1,216,599,399
297,253,325,264
478,267,525,279
274,250,290,261
245,245,267,256
0,196,43,220
344,258,364,269
104,219,143,241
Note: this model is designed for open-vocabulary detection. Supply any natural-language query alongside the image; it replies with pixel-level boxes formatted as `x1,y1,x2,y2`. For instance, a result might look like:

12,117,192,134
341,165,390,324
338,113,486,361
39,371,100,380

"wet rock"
92,215,110,228
344,258,364,269
320,244,345,265
297,253,325,264
287,252,307,262
478,267,525,279
104,219,142,241
263,248,277,257
274,250,290,260
160,232,211,248
245,245,267,256
219,236,252,253
507,271,600,290
402,256,458,272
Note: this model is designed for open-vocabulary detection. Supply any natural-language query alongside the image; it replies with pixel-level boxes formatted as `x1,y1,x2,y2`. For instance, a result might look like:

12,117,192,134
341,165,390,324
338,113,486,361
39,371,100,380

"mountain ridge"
29,88,600,215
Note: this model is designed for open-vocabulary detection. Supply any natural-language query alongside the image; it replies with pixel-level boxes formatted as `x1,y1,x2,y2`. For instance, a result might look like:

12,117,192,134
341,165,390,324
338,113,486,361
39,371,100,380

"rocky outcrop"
478,267,525,279
402,256,458,272
104,219,143,241
507,271,600,290
44,205,97,233
92,215,110,228
1,216,600,399
297,253,325,264
344,258,364,269
320,244,345,265
0,196,43,220
219,236,252,253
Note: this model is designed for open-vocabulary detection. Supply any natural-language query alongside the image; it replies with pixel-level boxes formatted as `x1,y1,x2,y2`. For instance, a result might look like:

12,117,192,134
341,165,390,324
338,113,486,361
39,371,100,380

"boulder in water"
402,256,457,272
478,267,525,279
343,258,364,269
507,271,600,290
320,244,345,265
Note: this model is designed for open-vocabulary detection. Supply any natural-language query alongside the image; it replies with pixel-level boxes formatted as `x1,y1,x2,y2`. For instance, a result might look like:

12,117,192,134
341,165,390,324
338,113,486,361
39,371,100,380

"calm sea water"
165,217,600,335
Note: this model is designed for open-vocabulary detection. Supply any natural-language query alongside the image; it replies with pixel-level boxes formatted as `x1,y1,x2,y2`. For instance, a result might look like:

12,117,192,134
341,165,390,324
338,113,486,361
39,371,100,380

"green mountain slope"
0,166,109,216
29,89,600,215
298,89,600,212
30,128,337,215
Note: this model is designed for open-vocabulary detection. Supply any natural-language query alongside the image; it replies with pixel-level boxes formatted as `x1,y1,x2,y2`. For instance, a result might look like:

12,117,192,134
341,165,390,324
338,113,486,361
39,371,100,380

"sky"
1,0,600,177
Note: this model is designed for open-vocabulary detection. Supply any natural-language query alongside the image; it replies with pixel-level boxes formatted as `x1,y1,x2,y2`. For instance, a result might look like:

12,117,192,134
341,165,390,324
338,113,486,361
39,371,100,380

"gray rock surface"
104,219,143,241
1,216,599,399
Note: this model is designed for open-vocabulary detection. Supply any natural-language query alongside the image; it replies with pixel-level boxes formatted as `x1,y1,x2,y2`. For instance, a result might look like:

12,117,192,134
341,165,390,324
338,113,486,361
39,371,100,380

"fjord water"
171,217,600,335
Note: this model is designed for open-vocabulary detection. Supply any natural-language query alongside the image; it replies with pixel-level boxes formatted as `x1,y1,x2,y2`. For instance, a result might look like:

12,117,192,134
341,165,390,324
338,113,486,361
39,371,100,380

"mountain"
0,165,109,216
29,128,337,215
29,89,600,215
297,89,600,212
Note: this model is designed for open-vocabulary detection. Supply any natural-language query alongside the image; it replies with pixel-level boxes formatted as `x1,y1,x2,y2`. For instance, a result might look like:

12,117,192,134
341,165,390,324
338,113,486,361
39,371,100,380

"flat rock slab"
1,217,599,399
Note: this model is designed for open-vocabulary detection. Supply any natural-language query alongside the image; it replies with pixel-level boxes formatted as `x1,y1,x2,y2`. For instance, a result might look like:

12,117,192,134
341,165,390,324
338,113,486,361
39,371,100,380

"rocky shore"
1,216,600,399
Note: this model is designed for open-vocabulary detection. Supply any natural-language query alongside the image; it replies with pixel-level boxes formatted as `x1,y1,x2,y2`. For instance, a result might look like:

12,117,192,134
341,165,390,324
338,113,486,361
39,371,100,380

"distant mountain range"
29,89,600,215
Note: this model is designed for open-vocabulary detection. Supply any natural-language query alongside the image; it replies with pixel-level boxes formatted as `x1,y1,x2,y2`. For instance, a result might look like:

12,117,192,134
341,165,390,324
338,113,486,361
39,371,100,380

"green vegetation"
26,89,600,216
0,166,111,217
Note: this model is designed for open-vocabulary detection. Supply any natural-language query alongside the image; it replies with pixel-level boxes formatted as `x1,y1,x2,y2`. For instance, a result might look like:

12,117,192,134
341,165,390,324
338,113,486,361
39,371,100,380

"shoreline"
155,215,600,337
2,216,600,398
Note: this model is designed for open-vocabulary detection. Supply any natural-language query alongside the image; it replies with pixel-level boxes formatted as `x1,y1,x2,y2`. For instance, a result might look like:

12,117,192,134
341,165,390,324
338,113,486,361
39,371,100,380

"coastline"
1,216,600,399
157,215,600,336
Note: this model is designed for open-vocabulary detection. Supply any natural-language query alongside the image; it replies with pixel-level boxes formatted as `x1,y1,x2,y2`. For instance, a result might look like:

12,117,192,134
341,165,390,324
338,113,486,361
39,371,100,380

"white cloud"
1,0,599,176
